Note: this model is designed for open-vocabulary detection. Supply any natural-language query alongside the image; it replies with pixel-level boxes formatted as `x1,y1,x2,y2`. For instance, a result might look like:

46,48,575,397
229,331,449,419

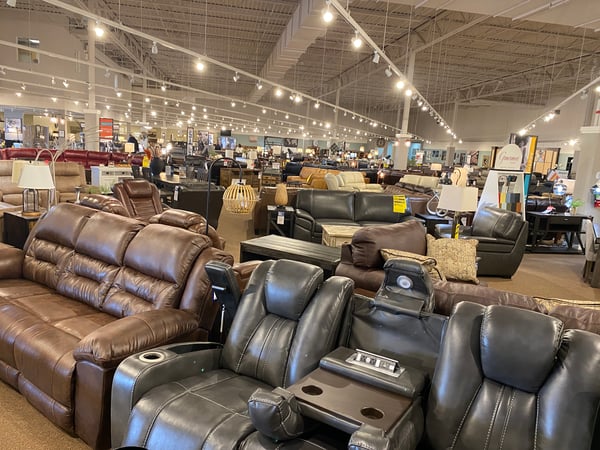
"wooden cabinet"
219,168,260,189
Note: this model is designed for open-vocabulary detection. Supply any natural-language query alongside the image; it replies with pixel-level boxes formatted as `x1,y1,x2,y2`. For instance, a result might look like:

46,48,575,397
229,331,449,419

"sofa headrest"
124,224,211,283
150,208,203,228
264,259,323,320
80,194,129,216
122,179,156,198
479,304,563,393
324,173,340,190
472,206,523,241
31,203,93,248
75,211,144,265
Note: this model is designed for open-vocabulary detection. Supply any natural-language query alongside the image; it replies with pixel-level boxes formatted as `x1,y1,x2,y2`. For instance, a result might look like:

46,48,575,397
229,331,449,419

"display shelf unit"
478,169,525,219
91,166,134,193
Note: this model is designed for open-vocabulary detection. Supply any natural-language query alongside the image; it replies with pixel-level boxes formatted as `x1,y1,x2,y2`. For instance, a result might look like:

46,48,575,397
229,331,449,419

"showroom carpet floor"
1,209,599,449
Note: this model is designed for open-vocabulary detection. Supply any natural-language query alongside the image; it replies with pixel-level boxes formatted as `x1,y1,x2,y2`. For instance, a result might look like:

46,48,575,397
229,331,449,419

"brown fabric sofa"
0,202,239,449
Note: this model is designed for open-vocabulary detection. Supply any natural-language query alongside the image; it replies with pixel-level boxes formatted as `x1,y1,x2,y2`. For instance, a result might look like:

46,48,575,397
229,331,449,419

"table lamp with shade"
17,163,55,217
437,185,479,239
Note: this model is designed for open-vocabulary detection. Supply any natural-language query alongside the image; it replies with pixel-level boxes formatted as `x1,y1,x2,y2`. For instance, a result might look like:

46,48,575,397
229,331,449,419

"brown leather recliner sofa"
0,202,244,449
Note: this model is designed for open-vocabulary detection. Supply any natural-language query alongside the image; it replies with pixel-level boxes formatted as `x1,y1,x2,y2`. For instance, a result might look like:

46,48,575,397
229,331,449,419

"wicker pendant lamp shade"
223,182,257,214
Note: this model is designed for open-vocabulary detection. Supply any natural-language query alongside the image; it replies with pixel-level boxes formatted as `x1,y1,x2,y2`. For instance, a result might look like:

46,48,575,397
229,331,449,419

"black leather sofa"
293,190,416,243
110,259,600,449
435,205,528,278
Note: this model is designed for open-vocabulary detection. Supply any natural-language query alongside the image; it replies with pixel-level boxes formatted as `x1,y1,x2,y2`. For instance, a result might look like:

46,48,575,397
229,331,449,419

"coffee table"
321,224,361,247
240,235,341,278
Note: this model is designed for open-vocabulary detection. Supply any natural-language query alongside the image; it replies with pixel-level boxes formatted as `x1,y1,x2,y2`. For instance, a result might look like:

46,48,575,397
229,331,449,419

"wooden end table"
321,224,361,247
4,210,45,249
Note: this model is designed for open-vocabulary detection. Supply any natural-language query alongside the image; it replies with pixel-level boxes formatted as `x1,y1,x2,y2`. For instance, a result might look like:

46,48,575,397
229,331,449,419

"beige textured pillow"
426,235,479,284
380,248,446,282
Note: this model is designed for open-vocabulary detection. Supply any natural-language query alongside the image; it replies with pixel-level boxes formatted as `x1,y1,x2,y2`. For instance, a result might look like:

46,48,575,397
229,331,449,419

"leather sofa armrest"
295,208,314,223
111,342,223,448
248,387,305,441
0,243,24,278
73,309,200,367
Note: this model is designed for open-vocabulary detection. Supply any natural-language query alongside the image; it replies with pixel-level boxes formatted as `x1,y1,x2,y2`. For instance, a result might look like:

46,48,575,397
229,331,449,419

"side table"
4,210,44,249
266,205,295,237
415,212,452,235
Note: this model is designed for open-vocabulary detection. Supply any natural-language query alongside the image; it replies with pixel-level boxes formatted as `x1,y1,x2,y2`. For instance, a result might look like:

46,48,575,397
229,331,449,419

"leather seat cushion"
0,292,115,406
123,369,272,449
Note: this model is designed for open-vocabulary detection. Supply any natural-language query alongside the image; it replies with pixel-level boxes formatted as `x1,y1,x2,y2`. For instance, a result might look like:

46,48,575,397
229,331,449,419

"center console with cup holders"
245,258,447,448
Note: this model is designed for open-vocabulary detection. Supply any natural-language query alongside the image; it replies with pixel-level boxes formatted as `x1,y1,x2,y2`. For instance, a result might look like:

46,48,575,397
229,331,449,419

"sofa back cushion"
296,189,354,220
351,220,427,269
53,162,87,193
23,204,93,289
339,172,365,187
56,212,144,309
354,192,411,223
472,206,523,241
324,173,340,190
102,224,212,317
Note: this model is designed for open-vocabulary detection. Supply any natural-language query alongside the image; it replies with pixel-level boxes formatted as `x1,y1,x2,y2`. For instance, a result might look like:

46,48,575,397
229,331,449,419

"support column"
85,18,99,151
394,50,415,171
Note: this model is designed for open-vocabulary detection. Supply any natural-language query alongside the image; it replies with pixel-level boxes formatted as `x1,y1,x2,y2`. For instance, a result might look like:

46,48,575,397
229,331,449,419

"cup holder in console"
138,351,166,363
301,385,323,396
360,407,384,420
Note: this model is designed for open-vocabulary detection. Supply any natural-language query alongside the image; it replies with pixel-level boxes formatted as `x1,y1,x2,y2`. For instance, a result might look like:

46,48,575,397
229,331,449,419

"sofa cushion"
354,192,411,223
426,235,479,284
381,248,446,281
296,190,355,221
351,220,427,269
324,173,340,190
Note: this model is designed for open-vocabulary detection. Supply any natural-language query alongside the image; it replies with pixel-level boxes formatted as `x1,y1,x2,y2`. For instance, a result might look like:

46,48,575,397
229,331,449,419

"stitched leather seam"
234,316,265,373
499,389,516,450
201,410,248,450
534,395,539,450
450,383,482,449
256,317,284,382
484,384,504,450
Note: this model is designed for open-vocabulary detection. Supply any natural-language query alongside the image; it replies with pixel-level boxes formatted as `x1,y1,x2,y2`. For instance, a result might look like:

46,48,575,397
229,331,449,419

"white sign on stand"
494,144,522,171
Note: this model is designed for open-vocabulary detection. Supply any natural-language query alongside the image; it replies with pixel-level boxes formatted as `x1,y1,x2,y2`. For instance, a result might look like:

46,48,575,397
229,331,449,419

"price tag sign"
277,211,285,225
173,186,179,201
393,195,407,213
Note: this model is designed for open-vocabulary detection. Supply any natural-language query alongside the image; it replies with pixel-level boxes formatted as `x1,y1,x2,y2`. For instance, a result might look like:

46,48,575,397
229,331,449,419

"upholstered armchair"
111,259,354,449
435,205,528,278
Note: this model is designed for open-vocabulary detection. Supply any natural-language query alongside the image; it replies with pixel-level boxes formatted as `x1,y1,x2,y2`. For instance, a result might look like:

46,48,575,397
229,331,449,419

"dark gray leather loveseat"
293,190,416,243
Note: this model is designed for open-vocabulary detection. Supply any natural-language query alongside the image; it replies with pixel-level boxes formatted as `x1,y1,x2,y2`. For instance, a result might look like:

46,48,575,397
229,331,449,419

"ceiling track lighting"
161,83,166,92
151,41,158,55
6,0,17,7
372,51,380,64
232,72,240,82
384,66,393,78
322,2,334,23
62,79,69,88
256,81,263,90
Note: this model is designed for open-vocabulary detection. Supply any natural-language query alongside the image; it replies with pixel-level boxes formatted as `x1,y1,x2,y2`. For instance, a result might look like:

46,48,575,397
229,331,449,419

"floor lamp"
437,185,479,239
205,157,257,235
35,148,66,207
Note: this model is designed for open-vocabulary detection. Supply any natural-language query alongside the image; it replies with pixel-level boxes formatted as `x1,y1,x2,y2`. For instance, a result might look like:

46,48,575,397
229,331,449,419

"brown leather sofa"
336,219,428,295
0,202,242,449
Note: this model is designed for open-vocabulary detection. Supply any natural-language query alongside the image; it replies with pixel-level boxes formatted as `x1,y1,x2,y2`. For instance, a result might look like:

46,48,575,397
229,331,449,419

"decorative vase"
274,183,288,206
149,157,164,176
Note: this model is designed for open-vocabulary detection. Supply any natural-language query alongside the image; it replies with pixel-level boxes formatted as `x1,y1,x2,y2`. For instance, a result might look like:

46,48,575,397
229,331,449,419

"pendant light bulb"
151,41,158,55
94,22,104,38
352,32,363,49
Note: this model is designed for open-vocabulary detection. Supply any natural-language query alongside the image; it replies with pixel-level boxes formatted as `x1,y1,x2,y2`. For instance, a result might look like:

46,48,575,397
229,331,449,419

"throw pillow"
426,234,479,284
380,248,447,281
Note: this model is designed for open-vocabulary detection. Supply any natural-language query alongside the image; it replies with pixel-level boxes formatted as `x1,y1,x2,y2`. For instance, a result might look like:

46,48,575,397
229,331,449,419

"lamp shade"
222,182,257,214
18,163,55,189
438,185,478,212
11,160,28,184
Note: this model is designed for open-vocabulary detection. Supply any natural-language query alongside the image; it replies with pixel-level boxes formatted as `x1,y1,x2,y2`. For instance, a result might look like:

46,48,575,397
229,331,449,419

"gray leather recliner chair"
422,301,600,450
110,259,354,450
435,205,528,278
